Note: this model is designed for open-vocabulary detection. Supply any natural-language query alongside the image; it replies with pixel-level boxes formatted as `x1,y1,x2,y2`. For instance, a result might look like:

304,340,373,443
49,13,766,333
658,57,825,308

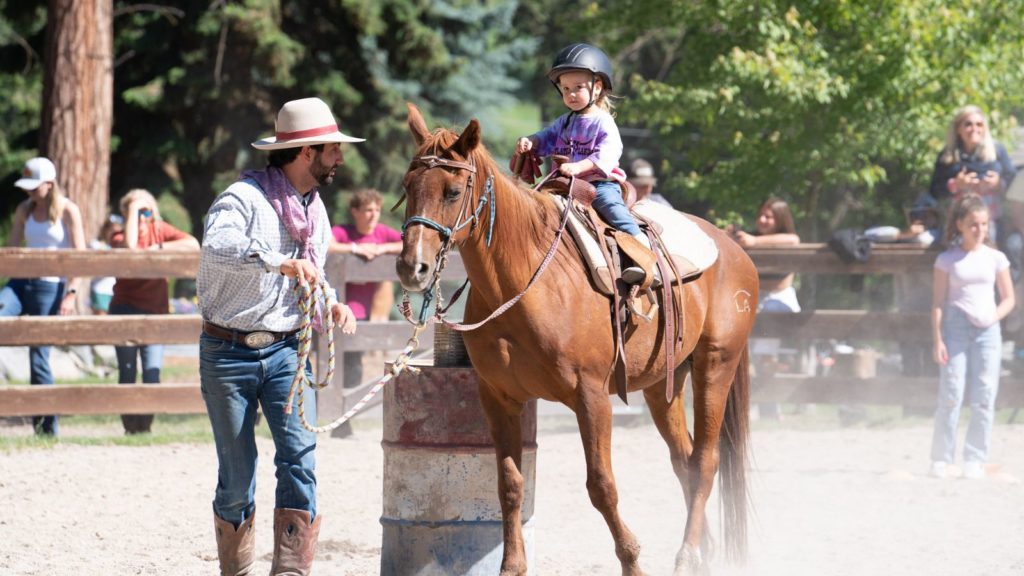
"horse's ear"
451,119,481,158
407,102,430,146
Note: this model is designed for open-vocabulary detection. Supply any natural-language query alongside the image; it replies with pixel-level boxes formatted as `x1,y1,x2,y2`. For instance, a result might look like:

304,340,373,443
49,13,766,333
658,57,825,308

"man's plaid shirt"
197,177,335,333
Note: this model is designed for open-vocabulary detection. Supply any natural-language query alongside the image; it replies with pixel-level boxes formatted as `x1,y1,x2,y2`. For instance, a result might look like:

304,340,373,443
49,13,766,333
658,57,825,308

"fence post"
314,252,349,430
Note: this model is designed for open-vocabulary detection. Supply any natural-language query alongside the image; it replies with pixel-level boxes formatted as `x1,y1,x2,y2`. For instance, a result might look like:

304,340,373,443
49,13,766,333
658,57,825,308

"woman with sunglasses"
929,105,1017,243
108,188,199,434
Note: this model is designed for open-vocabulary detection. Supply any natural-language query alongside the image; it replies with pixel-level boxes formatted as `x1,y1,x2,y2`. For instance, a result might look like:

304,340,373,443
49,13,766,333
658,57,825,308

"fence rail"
1,242,1020,418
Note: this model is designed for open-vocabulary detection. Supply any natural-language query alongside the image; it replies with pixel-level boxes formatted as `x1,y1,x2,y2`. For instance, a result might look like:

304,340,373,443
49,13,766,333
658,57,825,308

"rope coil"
285,277,429,434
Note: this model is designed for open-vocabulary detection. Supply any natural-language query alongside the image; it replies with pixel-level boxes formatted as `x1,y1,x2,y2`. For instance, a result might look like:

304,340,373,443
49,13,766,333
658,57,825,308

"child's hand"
933,340,948,365
559,161,583,177
516,137,534,154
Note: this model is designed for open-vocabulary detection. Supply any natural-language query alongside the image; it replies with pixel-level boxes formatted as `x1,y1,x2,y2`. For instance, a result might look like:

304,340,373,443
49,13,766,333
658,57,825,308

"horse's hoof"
673,544,703,576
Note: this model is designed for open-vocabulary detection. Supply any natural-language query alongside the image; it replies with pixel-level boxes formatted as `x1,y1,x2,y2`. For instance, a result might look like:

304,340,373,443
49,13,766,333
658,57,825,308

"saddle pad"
553,196,719,295
631,199,719,271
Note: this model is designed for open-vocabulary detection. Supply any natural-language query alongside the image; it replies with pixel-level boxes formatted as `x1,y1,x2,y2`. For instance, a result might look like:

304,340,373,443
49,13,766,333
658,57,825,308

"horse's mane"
419,127,558,259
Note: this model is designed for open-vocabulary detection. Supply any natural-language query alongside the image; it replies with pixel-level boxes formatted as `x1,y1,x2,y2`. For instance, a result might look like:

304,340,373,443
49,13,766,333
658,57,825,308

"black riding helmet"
547,43,614,92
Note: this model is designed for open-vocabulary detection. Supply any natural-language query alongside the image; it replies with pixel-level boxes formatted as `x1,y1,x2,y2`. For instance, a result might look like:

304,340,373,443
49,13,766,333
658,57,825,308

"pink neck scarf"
243,166,328,331
242,166,322,268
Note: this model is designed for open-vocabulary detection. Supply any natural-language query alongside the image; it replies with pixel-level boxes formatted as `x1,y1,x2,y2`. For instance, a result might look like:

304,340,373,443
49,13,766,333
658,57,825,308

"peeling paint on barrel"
381,366,537,575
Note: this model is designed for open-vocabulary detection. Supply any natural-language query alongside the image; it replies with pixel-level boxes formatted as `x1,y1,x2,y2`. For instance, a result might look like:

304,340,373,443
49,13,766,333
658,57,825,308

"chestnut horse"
396,103,758,576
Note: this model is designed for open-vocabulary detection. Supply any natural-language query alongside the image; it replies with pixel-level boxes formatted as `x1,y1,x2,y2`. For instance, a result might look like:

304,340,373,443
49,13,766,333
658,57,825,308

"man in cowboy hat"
197,97,361,575
628,158,673,208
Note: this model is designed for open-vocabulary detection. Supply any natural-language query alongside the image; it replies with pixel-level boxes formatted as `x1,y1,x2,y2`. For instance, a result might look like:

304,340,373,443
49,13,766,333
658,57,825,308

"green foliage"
585,0,1024,238
4,0,1023,249
0,3,46,236
157,192,192,235
102,0,539,235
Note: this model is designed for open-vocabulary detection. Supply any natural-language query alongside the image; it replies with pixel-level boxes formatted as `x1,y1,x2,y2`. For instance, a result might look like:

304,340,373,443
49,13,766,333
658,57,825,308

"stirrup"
626,285,659,323
622,266,662,288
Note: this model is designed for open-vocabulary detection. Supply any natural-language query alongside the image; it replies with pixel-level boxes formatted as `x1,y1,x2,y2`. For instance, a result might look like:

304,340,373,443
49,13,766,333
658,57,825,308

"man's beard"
310,154,334,186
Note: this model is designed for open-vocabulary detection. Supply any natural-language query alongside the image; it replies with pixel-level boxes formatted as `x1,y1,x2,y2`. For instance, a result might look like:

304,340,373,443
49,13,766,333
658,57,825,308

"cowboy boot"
270,508,322,576
214,512,256,576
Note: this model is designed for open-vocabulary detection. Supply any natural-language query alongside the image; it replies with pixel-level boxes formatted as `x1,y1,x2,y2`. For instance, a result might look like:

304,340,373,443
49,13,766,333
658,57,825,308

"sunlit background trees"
2,0,1023,245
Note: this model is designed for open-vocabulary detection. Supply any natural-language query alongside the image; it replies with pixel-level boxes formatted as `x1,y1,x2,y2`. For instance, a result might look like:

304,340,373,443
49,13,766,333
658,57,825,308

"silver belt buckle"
243,331,276,349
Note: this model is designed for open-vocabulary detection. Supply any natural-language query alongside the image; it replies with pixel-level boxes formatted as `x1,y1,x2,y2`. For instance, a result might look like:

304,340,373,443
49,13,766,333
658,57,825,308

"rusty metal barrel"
380,326,537,575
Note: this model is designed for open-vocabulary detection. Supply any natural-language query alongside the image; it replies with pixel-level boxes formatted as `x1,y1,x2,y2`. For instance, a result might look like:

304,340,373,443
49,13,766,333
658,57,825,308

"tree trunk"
41,0,113,243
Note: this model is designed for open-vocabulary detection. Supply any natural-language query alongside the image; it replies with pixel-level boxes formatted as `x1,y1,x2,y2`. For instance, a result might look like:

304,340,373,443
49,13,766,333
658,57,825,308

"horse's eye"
443,184,461,202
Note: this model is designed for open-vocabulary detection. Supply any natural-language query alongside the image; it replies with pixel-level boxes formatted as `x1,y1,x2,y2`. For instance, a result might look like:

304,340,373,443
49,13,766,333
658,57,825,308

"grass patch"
0,414,218,452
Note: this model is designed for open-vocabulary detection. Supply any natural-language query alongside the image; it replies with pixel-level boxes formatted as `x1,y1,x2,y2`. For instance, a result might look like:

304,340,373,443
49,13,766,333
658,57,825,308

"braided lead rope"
284,279,336,421
293,322,430,434
284,277,432,434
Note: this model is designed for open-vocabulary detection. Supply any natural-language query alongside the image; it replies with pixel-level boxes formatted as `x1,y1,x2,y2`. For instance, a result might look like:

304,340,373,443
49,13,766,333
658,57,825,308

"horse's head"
396,103,487,292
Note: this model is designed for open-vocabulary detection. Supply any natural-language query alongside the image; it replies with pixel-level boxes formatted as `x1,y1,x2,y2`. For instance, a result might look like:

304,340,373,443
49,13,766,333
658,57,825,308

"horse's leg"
642,362,713,570
575,382,645,576
675,349,741,575
477,382,528,576
643,362,694,497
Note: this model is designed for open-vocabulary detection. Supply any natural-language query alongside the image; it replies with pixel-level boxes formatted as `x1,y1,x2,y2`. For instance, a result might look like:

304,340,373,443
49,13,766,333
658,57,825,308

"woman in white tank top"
1,157,85,436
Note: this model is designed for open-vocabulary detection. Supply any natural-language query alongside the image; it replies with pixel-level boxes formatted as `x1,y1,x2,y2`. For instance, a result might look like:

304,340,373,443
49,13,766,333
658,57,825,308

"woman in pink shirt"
332,188,402,388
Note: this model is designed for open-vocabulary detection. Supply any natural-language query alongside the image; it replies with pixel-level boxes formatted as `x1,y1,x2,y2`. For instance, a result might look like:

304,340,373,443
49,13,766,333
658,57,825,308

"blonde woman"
1,157,85,436
928,105,1016,242
109,188,199,434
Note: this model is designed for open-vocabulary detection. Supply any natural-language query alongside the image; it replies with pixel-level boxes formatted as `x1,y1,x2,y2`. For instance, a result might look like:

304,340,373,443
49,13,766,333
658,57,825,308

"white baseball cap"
252,97,365,150
14,157,57,190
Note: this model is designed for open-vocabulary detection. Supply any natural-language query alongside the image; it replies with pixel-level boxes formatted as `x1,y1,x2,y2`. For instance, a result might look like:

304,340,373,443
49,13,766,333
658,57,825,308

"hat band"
275,123,338,141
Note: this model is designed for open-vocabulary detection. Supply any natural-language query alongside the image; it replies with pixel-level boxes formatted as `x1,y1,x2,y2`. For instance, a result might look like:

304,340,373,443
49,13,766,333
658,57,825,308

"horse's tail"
719,343,750,563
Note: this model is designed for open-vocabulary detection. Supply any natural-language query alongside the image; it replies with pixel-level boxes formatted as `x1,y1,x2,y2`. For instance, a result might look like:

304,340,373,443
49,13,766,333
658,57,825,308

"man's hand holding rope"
279,258,357,334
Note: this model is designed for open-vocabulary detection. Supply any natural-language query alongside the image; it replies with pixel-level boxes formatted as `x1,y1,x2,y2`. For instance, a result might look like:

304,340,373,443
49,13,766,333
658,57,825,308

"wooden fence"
1,243,1021,420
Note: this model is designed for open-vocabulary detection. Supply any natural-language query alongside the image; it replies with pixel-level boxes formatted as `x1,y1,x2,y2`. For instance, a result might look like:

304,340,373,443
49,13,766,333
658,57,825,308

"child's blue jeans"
592,181,640,236
930,305,1001,464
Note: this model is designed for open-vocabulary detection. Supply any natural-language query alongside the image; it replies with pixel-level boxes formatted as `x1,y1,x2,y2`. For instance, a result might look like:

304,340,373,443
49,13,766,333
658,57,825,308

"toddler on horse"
513,42,657,286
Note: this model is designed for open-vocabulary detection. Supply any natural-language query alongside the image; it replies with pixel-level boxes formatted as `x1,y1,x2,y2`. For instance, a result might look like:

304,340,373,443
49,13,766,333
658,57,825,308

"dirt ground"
1,413,1022,576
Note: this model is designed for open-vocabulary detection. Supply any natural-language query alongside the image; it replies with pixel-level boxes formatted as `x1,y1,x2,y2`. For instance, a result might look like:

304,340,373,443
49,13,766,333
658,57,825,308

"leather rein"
399,154,571,331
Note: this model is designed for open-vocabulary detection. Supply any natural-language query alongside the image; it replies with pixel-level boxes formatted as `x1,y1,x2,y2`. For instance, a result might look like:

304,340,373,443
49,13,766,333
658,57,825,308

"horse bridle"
400,154,495,247
398,152,573,332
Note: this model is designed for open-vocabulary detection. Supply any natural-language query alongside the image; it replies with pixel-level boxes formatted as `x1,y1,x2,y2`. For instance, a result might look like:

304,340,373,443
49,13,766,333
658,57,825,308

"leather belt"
202,321,298,349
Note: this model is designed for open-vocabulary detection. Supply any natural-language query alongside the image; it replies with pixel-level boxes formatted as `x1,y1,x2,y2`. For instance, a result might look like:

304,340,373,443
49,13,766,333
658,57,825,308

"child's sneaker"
963,461,985,480
928,461,947,479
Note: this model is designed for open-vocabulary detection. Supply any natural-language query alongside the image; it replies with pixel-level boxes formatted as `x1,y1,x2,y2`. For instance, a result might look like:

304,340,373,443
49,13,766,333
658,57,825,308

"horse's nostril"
416,263,429,277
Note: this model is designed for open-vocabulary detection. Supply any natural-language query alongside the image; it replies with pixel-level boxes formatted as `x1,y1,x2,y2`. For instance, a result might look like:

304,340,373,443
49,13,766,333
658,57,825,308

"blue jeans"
110,303,165,385
931,306,1002,464
2,279,63,435
592,181,640,236
0,284,22,315
111,302,164,433
200,332,318,525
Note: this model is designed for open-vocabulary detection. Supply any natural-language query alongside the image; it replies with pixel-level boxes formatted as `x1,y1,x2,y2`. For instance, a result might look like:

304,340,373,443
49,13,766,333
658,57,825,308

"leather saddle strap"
647,228,680,402
588,209,629,404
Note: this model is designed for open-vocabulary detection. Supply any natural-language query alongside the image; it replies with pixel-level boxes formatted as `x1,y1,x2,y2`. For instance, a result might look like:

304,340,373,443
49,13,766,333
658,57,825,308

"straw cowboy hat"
252,97,364,150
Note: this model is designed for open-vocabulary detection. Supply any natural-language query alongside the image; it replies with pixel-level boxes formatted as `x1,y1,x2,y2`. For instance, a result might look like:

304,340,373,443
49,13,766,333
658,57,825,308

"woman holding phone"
109,188,199,434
